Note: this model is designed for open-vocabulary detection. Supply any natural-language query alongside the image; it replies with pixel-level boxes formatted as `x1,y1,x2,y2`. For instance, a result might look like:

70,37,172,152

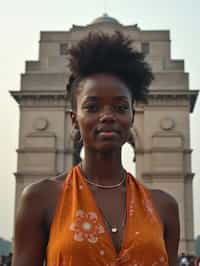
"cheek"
78,116,95,138
121,117,133,139
122,114,133,128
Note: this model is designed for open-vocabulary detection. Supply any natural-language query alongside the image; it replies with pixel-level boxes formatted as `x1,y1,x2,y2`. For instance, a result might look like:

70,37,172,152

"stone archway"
11,15,198,253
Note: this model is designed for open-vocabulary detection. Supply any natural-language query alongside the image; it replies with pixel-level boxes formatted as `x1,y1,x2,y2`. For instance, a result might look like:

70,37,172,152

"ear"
70,111,79,129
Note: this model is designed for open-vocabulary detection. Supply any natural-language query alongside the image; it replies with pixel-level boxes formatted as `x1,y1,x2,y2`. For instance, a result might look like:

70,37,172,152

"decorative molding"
142,171,194,180
17,148,57,153
14,171,58,178
135,148,192,154
10,89,199,111
70,19,140,31
160,117,175,130
180,238,196,241
152,130,184,138
150,147,184,152
151,130,184,150
10,90,67,107
17,148,73,154
26,131,56,137
33,117,49,131
147,90,199,112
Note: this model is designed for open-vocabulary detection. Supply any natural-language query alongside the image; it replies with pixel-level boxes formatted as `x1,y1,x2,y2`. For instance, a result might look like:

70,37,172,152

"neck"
81,148,124,186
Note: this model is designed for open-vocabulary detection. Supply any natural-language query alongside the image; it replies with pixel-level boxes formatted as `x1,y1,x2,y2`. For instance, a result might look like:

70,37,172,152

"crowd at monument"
178,253,200,266
0,253,12,266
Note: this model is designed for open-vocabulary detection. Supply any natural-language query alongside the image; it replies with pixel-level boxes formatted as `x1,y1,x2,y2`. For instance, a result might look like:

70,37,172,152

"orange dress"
46,165,168,266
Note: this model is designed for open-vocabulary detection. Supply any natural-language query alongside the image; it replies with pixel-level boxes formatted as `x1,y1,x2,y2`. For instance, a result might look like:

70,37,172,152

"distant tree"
195,235,200,256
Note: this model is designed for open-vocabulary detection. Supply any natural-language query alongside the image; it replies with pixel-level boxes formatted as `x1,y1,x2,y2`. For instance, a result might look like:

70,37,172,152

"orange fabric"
46,165,168,266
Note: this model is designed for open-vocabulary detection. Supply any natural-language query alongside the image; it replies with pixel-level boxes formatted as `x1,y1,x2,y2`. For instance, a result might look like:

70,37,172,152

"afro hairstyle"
66,31,154,108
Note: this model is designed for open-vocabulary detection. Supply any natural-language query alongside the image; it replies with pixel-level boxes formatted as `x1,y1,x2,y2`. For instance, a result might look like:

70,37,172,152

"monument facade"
11,14,198,253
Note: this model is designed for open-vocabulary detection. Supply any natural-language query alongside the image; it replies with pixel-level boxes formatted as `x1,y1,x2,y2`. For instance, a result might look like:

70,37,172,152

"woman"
12,32,180,266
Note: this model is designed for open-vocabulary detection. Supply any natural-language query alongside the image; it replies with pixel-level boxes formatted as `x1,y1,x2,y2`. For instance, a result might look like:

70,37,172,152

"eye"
114,104,130,113
83,103,98,112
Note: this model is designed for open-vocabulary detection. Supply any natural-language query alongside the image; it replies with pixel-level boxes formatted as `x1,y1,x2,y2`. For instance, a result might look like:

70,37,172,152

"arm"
150,190,180,266
163,194,180,266
12,183,48,266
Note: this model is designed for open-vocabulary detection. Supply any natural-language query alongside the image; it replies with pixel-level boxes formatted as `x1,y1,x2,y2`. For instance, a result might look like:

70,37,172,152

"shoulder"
129,174,179,228
18,171,68,220
12,173,66,266
149,189,178,210
132,175,178,214
22,170,67,197
21,174,65,204
148,189,180,264
12,172,69,265
148,189,179,232
15,172,68,239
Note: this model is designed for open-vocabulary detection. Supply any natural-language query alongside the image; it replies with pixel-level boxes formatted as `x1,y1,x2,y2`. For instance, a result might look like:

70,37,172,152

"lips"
98,131,118,138
95,127,120,138
96,127,120,134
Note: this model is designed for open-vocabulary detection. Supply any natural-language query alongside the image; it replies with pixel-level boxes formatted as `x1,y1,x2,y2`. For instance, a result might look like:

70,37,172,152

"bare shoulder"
15,170,68,237
12,171,68,266
149,189,178,210
21,171,67,205
148,189,179,226
148,189,180,265
16,170,66,241
18,171,68,227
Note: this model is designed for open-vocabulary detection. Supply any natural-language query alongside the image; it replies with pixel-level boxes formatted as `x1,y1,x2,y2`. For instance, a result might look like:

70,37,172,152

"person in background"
179,253,189,266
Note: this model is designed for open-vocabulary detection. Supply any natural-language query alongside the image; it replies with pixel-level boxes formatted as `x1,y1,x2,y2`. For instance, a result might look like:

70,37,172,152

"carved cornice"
27,131,56,137
17,148,73,154
180,238,195,242
10,90,198,111
10,90,68,107
14,171,58,179
147,90,199,112
135,148,192,154
17,148,57,153
142,171,194,180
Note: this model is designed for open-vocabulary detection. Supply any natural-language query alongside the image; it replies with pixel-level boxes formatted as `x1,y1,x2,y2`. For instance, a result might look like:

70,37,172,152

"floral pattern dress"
46,165,169,266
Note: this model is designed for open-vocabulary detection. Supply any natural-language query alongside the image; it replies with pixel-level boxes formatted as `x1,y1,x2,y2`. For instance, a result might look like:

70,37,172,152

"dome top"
91,13,120,25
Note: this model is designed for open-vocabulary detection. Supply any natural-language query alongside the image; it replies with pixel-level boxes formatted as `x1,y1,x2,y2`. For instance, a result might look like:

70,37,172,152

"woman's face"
71,73,134,152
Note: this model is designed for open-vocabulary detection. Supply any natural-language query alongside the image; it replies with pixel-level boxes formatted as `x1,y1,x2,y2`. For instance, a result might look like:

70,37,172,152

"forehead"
76,74,132,102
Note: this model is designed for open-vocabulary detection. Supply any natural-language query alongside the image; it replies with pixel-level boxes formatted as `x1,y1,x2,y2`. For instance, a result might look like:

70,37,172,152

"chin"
95,142,122,153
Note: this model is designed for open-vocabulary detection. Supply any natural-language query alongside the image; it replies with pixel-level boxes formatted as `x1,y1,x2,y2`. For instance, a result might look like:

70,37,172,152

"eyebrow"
82,96,129,101
82,96,98,101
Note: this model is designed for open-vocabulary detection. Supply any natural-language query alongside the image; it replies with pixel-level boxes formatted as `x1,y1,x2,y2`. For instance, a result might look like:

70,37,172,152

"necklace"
100,204,127,234
80,163,126,189
79,163,127,234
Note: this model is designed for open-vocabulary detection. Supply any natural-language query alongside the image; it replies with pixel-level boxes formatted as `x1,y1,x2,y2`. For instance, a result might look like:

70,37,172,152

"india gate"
10,14,198,253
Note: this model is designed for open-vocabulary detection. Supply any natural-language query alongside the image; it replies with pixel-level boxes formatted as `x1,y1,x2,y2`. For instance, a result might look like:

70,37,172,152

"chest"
90,187,126,252
46,173,169,266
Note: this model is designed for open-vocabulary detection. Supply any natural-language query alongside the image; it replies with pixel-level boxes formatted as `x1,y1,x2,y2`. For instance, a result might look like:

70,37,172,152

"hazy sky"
0,0,199,241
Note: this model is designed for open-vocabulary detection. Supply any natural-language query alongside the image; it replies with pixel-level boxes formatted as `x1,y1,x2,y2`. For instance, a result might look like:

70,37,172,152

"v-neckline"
77,165,129,257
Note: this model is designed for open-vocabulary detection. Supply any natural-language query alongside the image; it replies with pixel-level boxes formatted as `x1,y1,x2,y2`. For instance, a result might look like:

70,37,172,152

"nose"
99,106,116,122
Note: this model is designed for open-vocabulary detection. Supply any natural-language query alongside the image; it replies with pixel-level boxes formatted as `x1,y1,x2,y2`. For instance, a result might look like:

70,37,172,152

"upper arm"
150,189,180,266
163,194,180,266
12,184,48,266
